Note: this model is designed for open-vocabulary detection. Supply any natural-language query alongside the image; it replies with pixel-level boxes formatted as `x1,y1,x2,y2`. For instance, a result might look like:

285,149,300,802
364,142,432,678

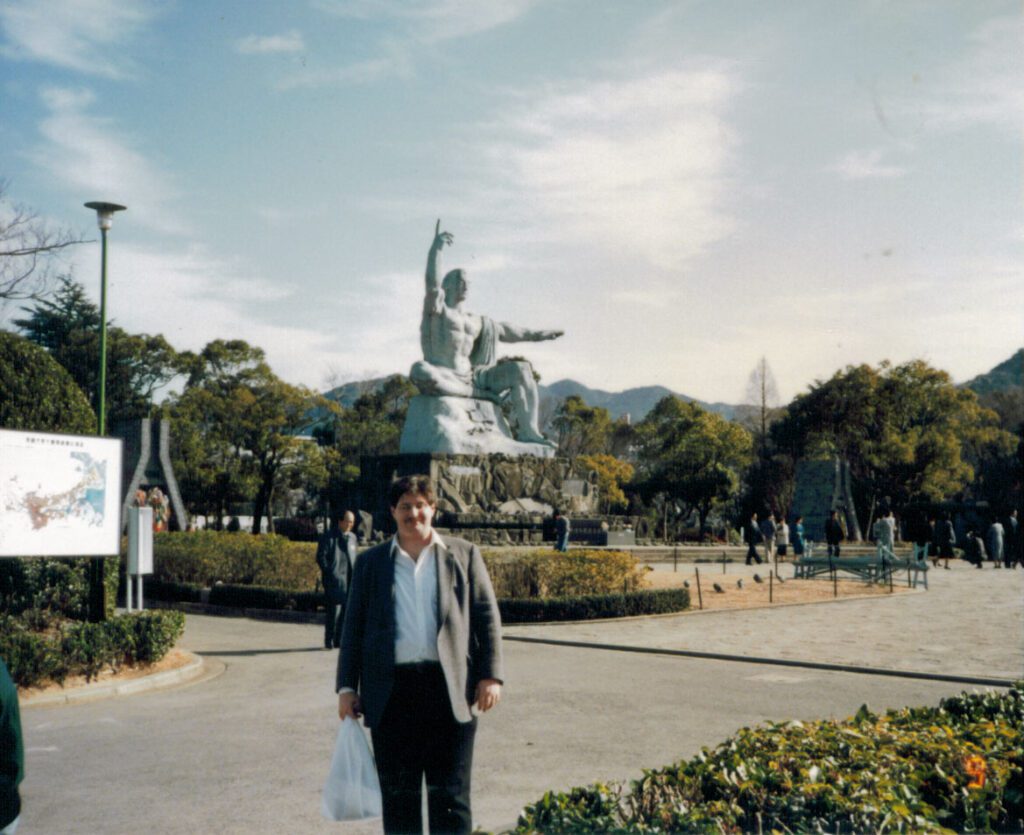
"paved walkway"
17,560,1021,834
506,559,1023,682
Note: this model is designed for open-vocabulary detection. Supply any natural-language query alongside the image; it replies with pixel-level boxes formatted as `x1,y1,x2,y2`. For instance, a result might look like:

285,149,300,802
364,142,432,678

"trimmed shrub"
151,531,319,590
1,610,186,688
142,577,204,603
515,683,1024,834
0,555,119,620
499,588,689,623
483,549,648,599
207,583,322,612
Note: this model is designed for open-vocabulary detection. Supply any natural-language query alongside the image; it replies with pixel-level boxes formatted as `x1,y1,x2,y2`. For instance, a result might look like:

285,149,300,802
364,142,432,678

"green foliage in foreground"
0,610,186,688
515,684,1023,834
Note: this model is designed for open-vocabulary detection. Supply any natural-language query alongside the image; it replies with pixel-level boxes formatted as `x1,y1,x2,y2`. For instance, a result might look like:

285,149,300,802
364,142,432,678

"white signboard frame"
0,428,123,557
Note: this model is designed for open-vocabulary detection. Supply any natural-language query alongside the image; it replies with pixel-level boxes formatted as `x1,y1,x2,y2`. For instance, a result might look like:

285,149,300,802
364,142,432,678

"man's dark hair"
389,474,436,508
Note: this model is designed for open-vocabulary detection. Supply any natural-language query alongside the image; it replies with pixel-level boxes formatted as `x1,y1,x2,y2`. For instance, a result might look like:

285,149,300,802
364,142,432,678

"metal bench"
793,544,928,589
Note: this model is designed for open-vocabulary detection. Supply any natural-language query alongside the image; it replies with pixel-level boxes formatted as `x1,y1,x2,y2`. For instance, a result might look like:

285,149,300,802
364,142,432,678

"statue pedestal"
357,453,599,540
399,395,555,458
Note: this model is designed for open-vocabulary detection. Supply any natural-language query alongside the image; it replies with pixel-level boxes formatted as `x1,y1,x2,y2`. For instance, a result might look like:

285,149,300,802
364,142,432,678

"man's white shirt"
392,533,444,664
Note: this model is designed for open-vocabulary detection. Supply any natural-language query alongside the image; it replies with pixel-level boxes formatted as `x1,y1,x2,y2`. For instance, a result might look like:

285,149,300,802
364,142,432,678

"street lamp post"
84,202,126,435
84,201,126,621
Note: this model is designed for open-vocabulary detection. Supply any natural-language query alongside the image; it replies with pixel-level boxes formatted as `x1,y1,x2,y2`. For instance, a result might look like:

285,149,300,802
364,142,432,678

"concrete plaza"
18,561,1022,834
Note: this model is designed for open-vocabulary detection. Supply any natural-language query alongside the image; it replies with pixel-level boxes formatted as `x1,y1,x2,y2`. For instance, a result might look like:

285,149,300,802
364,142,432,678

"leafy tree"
0,181,87,301
164,340,329,533
633,397,753,538
772,360,1016,529
578,453,634,513
552,395,615,459
315,374,416,514
0,330,95,432
15,277,182,421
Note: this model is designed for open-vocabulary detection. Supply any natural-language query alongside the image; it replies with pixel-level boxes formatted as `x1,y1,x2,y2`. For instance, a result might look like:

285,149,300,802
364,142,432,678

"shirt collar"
391,530,448,559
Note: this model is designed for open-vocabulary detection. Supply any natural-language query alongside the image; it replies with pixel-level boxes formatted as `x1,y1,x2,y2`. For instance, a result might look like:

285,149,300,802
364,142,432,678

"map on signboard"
0,429,123,557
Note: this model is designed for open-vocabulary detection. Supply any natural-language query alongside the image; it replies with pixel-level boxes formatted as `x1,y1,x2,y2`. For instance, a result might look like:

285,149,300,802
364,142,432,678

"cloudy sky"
1,1,1020,405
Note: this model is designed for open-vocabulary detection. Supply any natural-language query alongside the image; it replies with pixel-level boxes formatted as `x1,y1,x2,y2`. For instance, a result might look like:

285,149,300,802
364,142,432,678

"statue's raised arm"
424,219,453,317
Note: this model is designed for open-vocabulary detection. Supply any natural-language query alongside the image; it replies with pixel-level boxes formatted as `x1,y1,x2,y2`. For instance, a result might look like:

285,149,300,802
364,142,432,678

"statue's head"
442,269,468,306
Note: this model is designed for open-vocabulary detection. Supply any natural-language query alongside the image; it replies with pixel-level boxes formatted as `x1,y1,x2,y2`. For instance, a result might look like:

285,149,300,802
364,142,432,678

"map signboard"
0,429,123,557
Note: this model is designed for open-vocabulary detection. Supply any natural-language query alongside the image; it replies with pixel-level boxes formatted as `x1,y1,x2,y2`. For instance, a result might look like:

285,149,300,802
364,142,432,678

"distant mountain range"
962,348,1023,395
323,376,738,421
322,348,1023,423
537,379,738,421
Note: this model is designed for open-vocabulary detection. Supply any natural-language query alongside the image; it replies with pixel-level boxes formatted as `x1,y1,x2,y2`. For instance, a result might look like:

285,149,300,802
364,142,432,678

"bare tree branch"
0,180,90,301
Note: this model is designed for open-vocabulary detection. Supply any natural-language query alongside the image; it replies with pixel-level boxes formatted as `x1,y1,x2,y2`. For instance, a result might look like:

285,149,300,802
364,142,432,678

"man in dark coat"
825,509,845,558
745,511,762,565
337,475,503,834
316,510,357,649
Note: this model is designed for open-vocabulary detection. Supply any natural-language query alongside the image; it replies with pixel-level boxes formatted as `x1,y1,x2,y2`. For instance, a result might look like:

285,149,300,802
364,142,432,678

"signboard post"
0,428,123,557
0,428,124,620
126,506,153,611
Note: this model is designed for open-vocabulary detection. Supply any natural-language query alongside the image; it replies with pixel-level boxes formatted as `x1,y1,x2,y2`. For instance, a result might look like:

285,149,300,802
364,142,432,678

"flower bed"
515,684,1024,834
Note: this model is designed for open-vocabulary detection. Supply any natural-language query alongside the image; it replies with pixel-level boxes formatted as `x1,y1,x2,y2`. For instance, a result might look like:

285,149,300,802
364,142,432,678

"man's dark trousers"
324,601,345,649
371,664,476,835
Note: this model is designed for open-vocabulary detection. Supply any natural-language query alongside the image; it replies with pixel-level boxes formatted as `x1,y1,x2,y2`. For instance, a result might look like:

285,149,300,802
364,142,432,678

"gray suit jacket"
316,529,356,603
336,535,504,729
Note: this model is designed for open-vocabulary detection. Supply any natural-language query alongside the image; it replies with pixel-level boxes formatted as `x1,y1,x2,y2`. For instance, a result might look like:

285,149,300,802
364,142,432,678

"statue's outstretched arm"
496,321,564,343
425,219,453,315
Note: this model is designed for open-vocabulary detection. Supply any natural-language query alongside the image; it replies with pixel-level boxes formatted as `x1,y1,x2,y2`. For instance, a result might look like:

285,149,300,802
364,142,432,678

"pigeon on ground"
753,573,764,583
683,580,690,588
736,578,743,589
713,582,725,593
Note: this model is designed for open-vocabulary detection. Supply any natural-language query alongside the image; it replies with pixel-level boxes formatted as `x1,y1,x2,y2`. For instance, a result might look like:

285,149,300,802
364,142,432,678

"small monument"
112,418,188,532
399,221,563,457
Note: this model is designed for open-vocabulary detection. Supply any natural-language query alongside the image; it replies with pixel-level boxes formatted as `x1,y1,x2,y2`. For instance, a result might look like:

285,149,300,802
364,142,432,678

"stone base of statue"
357,452,598,542
399,395,556,458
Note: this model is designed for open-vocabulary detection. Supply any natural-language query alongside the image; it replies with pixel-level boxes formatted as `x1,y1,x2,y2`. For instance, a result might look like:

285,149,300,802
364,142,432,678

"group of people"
746,505,1023,570
745,511,807,565
316,476,504,835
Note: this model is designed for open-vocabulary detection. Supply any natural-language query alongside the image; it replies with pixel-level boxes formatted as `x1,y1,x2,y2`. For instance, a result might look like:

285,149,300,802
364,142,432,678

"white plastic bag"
321,717,382,821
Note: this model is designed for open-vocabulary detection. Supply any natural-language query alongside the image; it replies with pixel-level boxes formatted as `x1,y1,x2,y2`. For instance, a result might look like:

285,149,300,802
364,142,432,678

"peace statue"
400,221,564,457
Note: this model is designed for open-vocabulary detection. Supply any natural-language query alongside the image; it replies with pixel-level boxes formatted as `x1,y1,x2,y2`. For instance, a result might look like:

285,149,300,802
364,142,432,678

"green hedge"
149,531,319,590
499,588,690,623
0,610,186,689
207,583,322,612
483,549,648,599
515,683,1024,834
0,556,119,620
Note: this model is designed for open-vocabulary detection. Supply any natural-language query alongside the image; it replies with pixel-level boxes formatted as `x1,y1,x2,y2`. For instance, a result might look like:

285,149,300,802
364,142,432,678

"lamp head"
84,201,127,231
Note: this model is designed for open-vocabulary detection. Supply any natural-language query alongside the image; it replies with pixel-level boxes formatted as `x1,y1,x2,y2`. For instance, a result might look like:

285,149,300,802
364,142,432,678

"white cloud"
235,31,305,55
286,0,536,89
0,0,154,78
29,86,186,235
918,14,1024,134
479,67,741,270
831,148,908,180
276,53,411,90
312,0,536,42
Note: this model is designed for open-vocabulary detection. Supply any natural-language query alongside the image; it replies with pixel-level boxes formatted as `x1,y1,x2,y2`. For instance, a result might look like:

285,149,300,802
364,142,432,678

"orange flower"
964,755,987,789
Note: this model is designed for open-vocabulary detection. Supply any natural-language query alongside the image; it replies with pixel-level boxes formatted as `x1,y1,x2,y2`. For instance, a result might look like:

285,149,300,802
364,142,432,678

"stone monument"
356,222,599,541
399,221,563,457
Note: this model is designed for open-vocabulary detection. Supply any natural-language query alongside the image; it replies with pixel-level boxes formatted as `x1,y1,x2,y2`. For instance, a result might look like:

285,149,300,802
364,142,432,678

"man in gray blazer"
337,475,503,835
316,510,357,649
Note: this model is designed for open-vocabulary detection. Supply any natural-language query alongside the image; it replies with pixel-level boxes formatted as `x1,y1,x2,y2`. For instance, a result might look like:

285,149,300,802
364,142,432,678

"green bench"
793,543,929,589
